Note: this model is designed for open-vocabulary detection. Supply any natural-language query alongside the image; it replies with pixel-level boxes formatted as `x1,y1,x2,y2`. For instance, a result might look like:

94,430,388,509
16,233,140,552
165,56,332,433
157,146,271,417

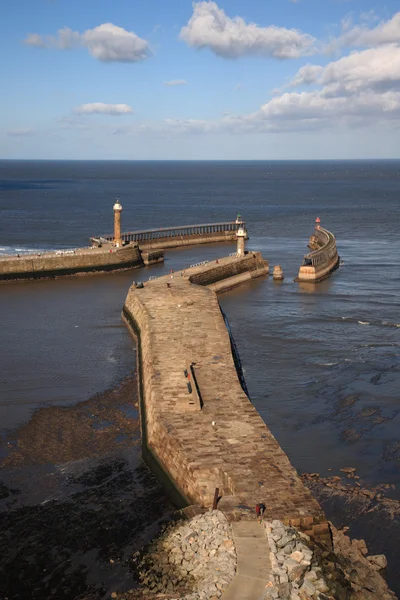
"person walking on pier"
256,502,266,523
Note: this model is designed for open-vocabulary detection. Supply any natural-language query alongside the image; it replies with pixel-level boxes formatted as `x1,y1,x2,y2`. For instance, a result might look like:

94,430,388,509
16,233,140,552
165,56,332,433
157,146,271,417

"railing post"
212,487,219,510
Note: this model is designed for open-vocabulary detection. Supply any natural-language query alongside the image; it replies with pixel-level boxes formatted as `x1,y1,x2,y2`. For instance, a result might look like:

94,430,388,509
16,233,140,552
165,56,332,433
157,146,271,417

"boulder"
289,551,304,563
367,554,388,570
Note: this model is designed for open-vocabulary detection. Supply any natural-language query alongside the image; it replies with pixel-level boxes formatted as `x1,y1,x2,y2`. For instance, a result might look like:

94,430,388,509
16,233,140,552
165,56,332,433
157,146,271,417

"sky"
2,0,400,160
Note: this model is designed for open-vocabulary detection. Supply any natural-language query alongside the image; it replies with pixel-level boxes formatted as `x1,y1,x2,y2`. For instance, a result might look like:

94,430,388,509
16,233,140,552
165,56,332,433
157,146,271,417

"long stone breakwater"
0,220,243,282
0,244,150,282
122,251,331,545
296,226,340,283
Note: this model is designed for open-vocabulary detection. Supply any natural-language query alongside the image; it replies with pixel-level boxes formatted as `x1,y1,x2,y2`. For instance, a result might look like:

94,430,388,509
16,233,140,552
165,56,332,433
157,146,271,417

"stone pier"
0,243,147,282
123,252,331,544
296,225,340,283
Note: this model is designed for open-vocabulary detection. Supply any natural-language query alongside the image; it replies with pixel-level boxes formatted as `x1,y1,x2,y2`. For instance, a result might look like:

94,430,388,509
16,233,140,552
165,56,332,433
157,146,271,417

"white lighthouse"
236,225,246,257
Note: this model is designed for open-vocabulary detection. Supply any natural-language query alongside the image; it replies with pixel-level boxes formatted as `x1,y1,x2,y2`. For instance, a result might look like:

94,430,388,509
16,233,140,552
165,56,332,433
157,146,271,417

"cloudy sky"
2,0,400,159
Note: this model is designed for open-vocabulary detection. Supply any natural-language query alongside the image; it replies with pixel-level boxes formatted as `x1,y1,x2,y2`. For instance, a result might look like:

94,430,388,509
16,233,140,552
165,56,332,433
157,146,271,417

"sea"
0,160,399,599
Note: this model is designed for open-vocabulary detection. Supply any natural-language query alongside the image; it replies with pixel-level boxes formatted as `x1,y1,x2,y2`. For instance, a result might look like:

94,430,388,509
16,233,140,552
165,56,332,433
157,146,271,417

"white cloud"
159,44,400,135
256,90,400,123
24,23,150,62
290,64,324,86
24,33,47,48
329,11,400,50
291,45,400,95
163,80,187,86
74,103,133,115
253,46,400,129
7,128,37,136
180,1,315,59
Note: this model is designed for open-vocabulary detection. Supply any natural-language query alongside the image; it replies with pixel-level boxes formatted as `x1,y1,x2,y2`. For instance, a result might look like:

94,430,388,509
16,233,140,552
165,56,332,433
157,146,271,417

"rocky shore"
264,519,396,600
1,382,398,600
0,377,175,600
107,509,397,600
301,471,400,597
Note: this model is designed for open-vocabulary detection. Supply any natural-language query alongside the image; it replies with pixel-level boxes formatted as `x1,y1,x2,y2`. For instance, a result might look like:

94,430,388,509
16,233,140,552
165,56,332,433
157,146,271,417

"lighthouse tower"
236,224,247,257
113,199,123,247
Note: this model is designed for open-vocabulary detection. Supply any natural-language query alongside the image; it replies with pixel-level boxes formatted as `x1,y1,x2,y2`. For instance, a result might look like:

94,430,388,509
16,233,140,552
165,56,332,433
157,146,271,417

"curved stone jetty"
296,225,339,283
123,252,330,543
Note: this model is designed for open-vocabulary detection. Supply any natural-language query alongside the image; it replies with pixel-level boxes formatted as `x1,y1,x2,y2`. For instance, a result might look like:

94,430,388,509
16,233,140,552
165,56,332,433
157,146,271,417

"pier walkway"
221,522,272,600
123,252,331,544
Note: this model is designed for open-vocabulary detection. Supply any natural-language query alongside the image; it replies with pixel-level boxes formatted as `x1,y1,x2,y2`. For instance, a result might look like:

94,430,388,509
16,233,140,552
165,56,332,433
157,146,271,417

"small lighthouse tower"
236,224,247,257
113,199,123,247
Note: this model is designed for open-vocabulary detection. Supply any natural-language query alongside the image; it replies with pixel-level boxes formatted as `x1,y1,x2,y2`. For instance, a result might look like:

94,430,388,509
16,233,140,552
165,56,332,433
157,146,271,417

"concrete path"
221,521,272,600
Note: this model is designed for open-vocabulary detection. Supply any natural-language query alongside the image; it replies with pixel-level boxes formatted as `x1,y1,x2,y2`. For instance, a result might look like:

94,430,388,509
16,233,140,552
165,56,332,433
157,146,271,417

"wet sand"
0,377,175,600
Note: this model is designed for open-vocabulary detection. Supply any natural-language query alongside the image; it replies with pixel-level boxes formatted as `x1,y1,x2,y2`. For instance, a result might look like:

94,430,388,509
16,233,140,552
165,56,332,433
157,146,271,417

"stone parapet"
0,243,143,282
296,227,339,283
138,230,239,251
123,253,329,543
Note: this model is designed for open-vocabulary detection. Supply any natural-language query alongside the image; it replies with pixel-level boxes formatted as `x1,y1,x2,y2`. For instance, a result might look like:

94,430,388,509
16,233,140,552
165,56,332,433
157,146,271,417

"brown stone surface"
297,226,339,283
123,252,326,532
138,230,239,250
0,243,143,281
329,524,397,599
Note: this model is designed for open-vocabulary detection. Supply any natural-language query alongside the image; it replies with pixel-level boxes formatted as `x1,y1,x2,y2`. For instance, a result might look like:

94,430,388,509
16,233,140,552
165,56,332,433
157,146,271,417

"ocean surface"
0,160,399,597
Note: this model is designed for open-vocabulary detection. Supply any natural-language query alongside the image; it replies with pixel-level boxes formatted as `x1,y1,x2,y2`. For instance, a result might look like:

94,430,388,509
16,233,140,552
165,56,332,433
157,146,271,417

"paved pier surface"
221,522,272,600
123,252,330,542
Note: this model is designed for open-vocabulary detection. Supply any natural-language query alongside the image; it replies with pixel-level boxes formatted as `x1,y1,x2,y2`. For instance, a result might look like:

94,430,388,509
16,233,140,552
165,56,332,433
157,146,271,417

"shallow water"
0,160,399,597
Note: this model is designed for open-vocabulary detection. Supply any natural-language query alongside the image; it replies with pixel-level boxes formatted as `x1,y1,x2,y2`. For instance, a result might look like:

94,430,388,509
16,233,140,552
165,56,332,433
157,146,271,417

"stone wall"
138,231,238,251
296,227,339,283
141,249,165,266
188,253,268,288
0,244,143,281
123,254,330,544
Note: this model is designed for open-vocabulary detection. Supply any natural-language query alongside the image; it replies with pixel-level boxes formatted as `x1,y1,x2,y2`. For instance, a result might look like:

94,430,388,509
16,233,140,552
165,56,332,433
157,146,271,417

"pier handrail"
303,227,337,267
92,220,245,244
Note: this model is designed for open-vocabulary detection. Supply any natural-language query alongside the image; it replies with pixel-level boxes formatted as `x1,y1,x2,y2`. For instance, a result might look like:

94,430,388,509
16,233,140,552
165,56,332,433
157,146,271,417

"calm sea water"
0,160,399,486
0,160,399,597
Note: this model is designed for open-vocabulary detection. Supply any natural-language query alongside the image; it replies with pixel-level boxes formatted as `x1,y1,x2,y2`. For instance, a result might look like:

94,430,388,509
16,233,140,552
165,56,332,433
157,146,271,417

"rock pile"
133,510,236,600
263,520,397,600
264,520,330,600
330,523,396,600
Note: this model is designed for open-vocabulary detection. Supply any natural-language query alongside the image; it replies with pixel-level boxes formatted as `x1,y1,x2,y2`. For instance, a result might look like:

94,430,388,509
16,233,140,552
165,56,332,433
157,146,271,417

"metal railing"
303,227,337,267
91,221,244,244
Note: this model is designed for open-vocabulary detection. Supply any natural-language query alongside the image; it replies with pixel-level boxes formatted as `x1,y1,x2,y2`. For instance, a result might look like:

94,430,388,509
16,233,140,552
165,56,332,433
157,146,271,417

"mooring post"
212,487,219,510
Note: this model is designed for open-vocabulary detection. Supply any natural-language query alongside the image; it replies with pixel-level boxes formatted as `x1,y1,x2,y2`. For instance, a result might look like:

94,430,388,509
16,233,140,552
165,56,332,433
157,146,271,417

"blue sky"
2,0,400,159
